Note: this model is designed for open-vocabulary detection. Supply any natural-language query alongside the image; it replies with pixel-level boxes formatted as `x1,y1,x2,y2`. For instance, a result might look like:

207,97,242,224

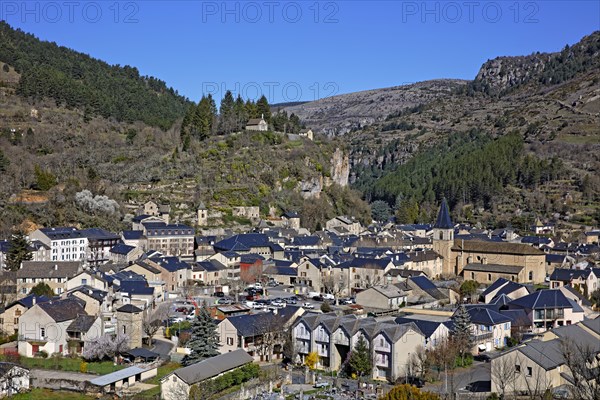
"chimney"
32,297,36,305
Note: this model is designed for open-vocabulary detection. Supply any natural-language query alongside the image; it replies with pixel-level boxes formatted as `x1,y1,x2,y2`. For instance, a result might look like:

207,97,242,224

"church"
432,199,546,284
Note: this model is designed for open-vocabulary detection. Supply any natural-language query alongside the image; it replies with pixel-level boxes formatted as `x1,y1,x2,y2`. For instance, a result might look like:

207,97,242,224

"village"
0,197,598,400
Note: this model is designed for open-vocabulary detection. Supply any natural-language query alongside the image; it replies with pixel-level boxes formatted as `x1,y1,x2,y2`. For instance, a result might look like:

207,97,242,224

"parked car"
271,300,286,307
213,291,225,297
301,303,315,309
321,293,335,301
474,353,491,362
312,295,323,302
314,380,331,388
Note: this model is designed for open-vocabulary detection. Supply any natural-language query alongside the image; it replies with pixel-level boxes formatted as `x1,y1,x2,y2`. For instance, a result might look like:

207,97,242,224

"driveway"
151,336,175,359
424,361,491,394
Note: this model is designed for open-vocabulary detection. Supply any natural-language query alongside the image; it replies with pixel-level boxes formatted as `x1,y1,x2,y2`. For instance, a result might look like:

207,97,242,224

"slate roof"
395,317,446,339
110,243,136,255
521,236,552,245
38,298,86,322
66,315,97,333
117,304,143,313
39,227,83,240
545,254,567,264
452,240,544,256
466,307,511,325
122,230,145,240
69,286,108,302
214,233,273,252
550,268,593,281
171,349,253,385
120,281,154,296
197,260,225,272
508,289,583,310
240,254,264,264
17,261,81,279
5,294,50,310
499,309,531,327
292,236,321,246
143,222,194,236
224,306,301,337
463,263,523,275
79,228,120,241
150,256,190,272
133,260,162,275
517,340,565,370
263,265,297,276
371,285,407,299
434,198,453,229
336,257,391,270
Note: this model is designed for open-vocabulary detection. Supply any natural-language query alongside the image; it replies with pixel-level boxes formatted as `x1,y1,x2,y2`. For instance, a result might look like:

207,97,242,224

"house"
217,306,304,361
531,218,555,235
0,295,49,335
160,349,254,400
67,286,109,317
463,263,528,285
150,257,191,294
326,216,362,235
142,222,195,258
0,362,29,397
138,201,170,222
263,264,297,286
282,211,301,229
355,285,407,310
464,307,511,352
549,268,598,297
481,278,532,304
213,233,284,259
584,230,599,244
195,260,227,285
291,313,425,382
490,319,600,396
395,315,450,349
405,276,451,305
335,257,395,294
66,270,108,292
79,228,120,266
17,298,101,357
403,249,443,278
29,227,88,262
245,115,268,131
109,243,143,264
298,128,313,140
121,230,147,250
16,261,82,297
507,289,585,333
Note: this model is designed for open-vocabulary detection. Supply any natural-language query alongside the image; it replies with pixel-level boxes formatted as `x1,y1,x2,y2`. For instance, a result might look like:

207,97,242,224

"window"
227,337,234,346
40,328,46,338
123,326,126,334
82,279,87,285
488,274,492,281
528,271,533,281
515,365,521,373
471,272,475,280
527,367,532,377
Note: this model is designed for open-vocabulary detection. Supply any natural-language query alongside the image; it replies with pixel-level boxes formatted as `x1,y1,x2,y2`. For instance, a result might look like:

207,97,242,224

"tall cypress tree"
182,302,220,366
234,94,248,130
6,231,32,271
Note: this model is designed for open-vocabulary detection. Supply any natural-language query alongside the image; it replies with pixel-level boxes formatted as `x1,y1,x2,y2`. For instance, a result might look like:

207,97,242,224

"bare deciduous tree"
560,338,600,400
491,351,518,399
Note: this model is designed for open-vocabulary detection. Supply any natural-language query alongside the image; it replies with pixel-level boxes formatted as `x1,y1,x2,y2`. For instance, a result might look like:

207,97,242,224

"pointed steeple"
434,198,453,229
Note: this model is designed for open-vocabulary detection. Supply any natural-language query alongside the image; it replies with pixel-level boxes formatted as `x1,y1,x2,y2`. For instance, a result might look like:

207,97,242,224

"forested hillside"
349,31,600,226
0,22,191,129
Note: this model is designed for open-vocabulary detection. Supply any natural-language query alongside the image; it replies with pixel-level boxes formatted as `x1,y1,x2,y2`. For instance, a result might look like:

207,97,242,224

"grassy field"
11,388,94,400
19,357,124,375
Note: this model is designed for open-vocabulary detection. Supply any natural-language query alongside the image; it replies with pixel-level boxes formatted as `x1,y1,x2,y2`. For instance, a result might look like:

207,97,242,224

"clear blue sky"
3,1,599,103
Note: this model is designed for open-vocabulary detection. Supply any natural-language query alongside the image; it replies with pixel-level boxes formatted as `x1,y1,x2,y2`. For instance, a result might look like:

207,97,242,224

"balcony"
473,332,494,342
314,334,329,343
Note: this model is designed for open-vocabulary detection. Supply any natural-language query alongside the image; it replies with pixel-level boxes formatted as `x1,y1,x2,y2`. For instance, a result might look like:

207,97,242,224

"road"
424,361,491,395
151,336,175,359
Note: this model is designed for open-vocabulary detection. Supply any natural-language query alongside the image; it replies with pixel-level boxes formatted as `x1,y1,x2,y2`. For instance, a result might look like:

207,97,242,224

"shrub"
80,361,88,373
37,350,49,358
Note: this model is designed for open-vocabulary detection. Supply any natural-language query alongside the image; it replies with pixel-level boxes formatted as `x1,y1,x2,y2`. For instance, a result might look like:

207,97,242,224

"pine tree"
219,90,236,134
182,302,220,366
348,335,372,379
6,231,32,271
234,94,248,130
452,304,473,364
256,95,271,124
